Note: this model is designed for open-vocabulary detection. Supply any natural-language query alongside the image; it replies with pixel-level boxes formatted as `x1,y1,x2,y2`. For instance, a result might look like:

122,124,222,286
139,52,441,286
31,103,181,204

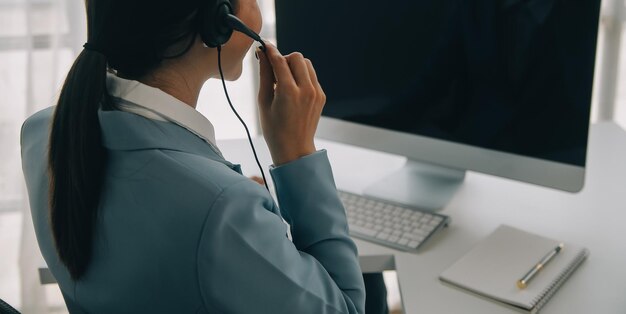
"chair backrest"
0,298,21,314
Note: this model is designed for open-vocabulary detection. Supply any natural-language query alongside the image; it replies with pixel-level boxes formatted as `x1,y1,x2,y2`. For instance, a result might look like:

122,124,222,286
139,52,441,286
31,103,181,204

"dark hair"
48,0,210,279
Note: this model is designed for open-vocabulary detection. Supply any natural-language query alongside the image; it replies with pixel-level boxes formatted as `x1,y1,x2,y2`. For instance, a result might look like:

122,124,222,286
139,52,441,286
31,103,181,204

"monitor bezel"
317,117,586,193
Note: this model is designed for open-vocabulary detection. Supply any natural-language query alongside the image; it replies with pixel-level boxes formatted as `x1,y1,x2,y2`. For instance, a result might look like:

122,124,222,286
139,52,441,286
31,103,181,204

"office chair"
0,298,20,314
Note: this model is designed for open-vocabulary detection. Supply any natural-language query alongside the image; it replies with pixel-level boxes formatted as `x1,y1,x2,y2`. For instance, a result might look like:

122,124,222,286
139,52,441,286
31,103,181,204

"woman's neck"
139,66,204,109
139,38,216,109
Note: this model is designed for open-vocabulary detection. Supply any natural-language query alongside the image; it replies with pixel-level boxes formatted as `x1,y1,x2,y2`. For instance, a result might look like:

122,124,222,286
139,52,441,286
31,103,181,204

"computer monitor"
275,0,601,210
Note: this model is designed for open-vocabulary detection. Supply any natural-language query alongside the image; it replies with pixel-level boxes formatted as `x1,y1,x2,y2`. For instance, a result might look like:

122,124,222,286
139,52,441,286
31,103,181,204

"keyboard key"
408,231,424,239
350,225,377,237
408,240,420,248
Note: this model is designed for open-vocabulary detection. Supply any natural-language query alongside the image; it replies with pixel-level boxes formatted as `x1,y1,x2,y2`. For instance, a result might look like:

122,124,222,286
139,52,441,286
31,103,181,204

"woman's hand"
249,176,265,186
257,43,326,166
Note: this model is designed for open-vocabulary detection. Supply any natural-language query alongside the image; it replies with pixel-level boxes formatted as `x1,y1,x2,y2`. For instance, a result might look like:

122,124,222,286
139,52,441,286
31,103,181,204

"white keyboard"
339,190,450,251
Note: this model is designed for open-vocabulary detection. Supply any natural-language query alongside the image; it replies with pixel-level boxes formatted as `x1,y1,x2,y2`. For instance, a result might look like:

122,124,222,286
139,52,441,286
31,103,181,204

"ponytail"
48,49,110,280
47,0,207,280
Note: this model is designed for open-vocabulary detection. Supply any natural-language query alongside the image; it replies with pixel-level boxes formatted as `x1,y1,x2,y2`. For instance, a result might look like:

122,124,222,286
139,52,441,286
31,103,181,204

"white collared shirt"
106,73,220,152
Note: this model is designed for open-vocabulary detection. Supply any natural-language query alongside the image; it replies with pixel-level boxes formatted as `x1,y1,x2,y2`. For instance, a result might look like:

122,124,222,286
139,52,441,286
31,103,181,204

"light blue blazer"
21,107,365,313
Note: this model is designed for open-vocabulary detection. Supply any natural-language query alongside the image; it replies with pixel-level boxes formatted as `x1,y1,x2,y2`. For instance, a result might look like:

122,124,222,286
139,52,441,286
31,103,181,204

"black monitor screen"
275,0,601,167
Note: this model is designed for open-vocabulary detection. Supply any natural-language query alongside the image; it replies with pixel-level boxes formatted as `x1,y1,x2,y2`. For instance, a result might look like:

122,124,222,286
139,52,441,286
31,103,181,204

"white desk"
218,122,626,314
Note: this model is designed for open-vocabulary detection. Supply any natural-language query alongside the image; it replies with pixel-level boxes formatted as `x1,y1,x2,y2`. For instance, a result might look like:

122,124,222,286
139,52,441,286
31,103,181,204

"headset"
197,0,270,191
198,0,266,50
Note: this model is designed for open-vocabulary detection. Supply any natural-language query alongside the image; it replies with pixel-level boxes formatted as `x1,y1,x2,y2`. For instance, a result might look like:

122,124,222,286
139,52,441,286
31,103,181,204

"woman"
20,0,365,313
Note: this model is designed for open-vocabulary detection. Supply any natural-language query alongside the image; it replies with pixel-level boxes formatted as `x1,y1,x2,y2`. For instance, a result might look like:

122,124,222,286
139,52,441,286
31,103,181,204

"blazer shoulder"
21,106,54,144
22,106,54,131
134,148,250,196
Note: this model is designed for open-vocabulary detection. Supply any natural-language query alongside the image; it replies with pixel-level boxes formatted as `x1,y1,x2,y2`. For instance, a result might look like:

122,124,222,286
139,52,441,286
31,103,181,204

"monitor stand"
363,159,466,211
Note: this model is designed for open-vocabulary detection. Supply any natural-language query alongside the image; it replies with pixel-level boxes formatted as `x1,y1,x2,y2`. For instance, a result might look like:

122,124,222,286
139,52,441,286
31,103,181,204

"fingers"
257,42,324,109
305,59,326,105
257,46,275,107
305,59,320,87
249,176,265,186
285,52,312,88
263,43,295,88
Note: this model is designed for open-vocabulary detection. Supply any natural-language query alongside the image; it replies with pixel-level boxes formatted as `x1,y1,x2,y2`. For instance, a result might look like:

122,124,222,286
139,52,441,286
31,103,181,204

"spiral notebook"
439,225,589,314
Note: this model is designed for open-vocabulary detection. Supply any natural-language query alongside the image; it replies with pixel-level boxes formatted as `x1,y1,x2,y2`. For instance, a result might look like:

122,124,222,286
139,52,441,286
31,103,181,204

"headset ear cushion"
199,0,234,47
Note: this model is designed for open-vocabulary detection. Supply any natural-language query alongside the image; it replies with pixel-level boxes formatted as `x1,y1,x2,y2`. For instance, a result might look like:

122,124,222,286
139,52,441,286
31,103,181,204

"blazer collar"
106,73,219,150
98,110,241,172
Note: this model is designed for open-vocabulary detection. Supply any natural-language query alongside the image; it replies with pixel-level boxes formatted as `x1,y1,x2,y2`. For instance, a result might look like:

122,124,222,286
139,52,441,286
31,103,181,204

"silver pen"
517,243,564,289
